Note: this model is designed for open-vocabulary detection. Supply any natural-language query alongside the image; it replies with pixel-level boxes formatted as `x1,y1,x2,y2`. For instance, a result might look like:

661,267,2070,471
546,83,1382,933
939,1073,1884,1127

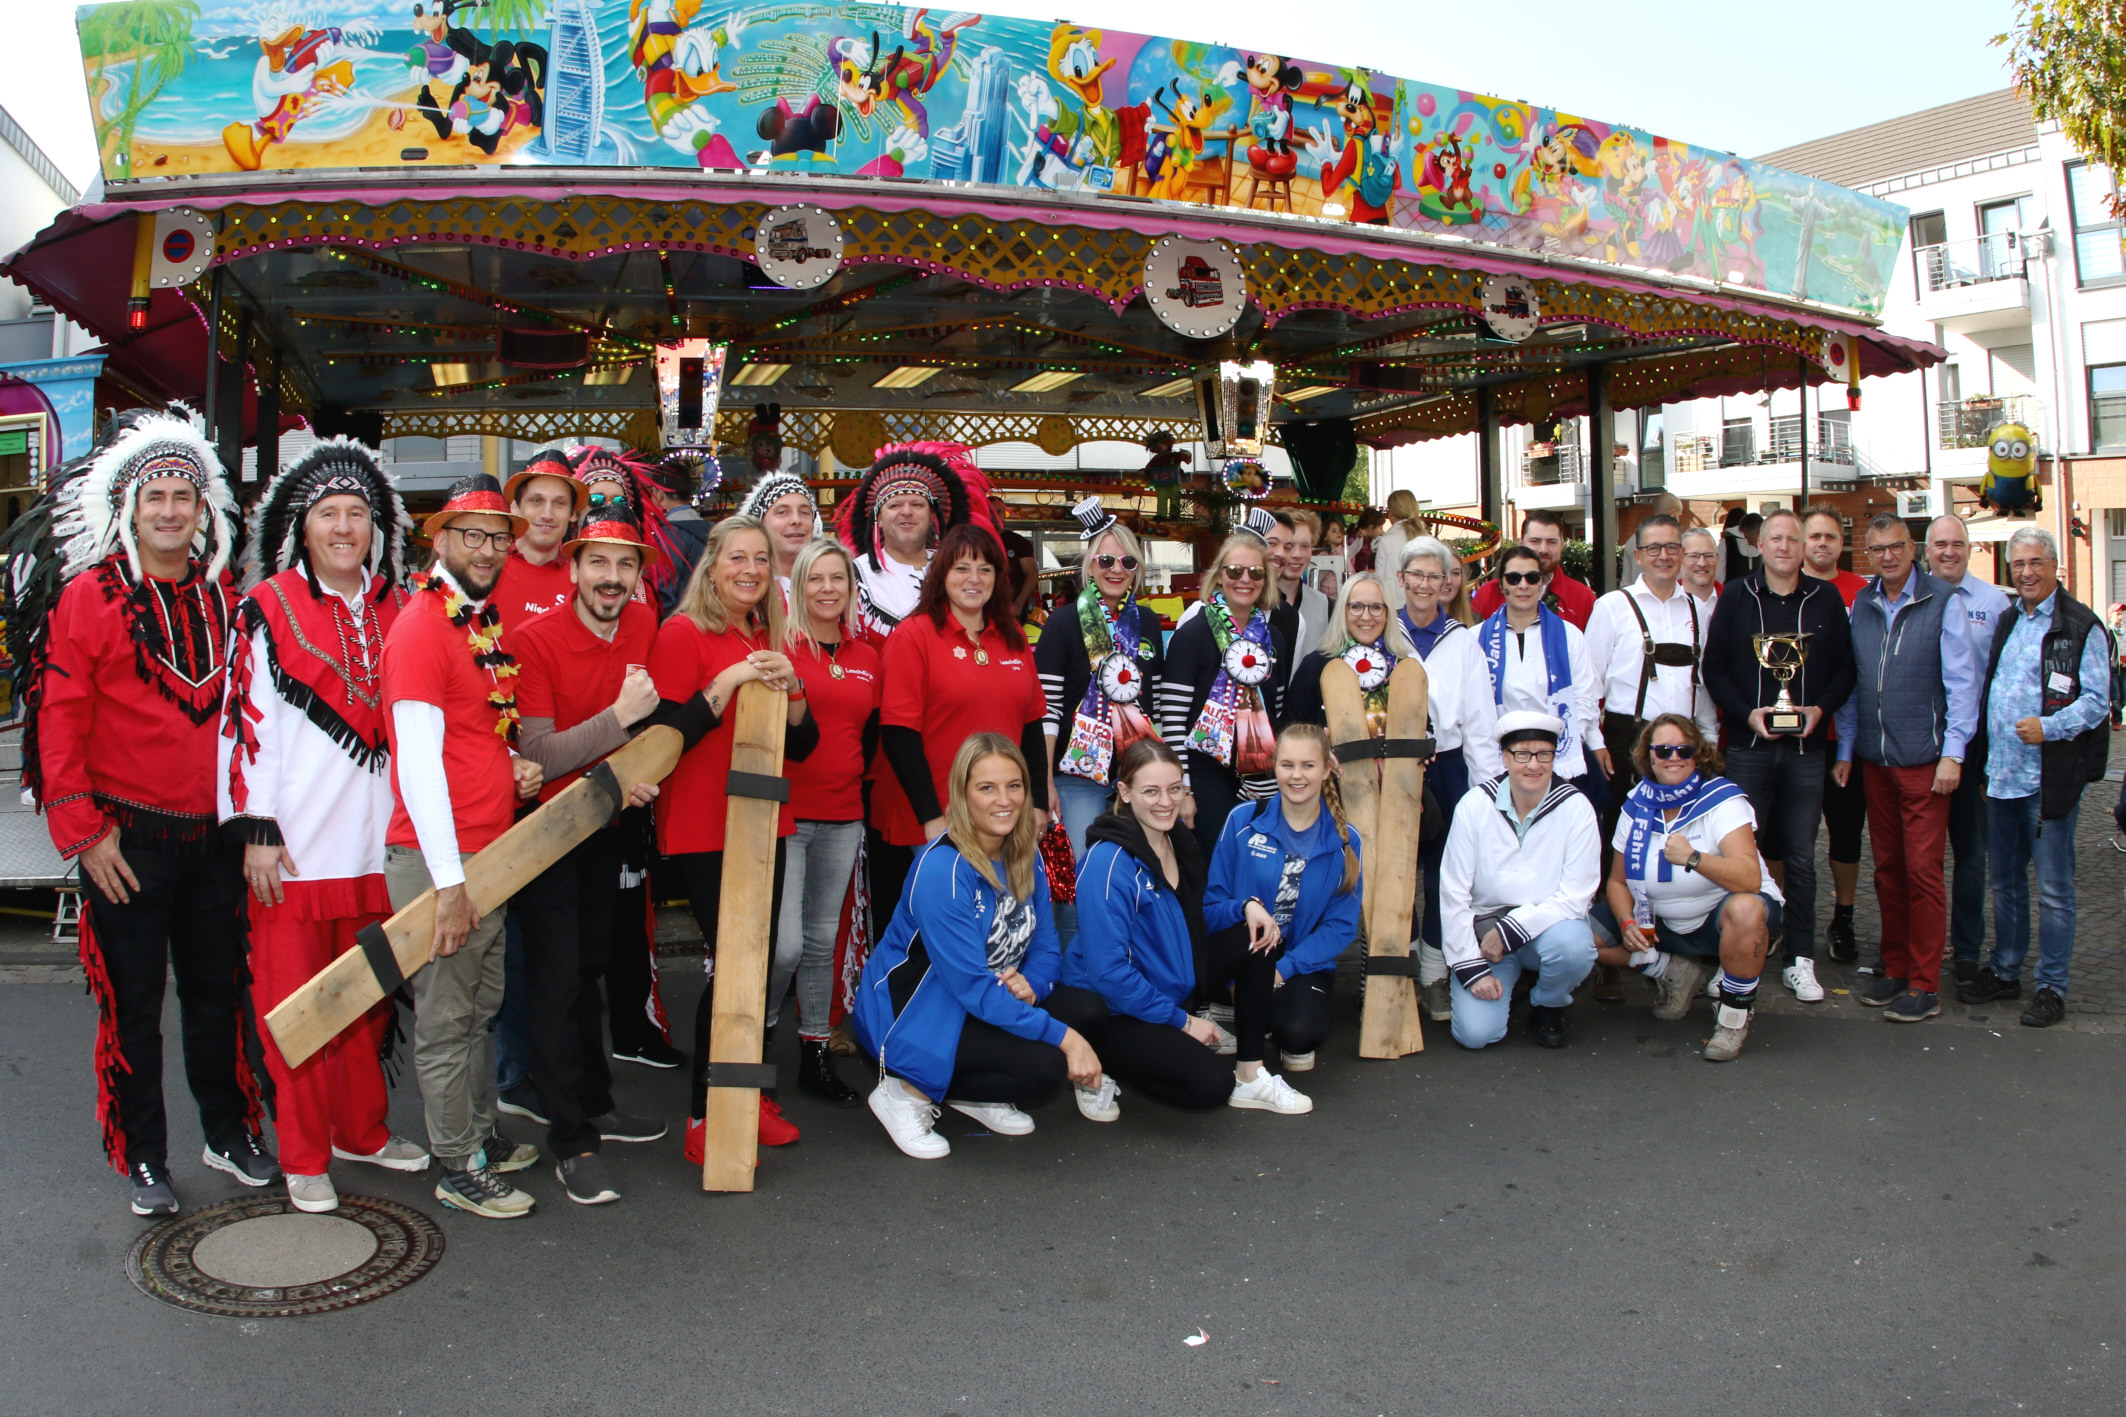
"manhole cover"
126,1194,444,1318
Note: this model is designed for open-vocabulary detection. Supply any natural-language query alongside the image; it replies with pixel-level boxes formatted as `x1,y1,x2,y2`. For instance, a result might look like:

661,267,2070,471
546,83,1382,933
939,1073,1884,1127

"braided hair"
1275,722,1360,896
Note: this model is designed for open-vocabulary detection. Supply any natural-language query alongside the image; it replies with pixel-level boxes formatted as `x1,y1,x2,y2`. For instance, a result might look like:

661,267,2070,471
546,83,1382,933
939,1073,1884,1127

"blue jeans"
1050,773,1114,947
1985,793,2080,996
492,910,532,1094
1724,740,1826,964
1447,918,1596,1050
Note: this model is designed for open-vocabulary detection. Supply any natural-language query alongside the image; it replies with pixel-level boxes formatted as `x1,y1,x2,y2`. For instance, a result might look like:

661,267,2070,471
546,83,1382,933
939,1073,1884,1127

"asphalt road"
2,969,2122,1417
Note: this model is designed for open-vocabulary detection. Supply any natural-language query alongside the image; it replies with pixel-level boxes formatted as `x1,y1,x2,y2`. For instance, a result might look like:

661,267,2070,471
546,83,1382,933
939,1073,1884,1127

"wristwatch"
1685,850,1702,873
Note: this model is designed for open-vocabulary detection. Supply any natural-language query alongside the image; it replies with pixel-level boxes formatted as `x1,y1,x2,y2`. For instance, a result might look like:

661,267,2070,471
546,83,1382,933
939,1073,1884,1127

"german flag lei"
414,569,520,741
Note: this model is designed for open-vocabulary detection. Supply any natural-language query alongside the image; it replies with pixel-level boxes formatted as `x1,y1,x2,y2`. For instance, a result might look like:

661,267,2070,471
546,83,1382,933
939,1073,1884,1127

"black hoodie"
1084,808,1209,951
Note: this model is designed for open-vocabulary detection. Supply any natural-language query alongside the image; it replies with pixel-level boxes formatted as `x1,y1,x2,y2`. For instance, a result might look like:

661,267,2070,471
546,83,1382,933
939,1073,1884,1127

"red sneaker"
759,1096,801,1146
683,1117,704,1165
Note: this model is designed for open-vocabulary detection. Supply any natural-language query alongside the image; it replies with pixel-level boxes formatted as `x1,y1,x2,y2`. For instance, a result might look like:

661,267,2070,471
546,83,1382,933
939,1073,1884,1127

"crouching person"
1589,714,1782,1062
1439,711,1599,1049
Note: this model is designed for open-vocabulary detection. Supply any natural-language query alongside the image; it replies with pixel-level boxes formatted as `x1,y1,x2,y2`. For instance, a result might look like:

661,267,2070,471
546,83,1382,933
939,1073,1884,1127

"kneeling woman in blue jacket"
853,733,1109,1160
1065,739,1302,1118
1202,722,1363,1092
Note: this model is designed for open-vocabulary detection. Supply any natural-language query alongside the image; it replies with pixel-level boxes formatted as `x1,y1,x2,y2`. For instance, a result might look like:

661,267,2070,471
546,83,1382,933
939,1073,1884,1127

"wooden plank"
1352,657,1429,1058
700,681,787,1193
264,726,683,1069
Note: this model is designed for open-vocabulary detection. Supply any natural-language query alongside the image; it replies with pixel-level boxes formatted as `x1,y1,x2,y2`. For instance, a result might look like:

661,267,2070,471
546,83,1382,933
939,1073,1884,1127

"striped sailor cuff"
1450,960,1494,990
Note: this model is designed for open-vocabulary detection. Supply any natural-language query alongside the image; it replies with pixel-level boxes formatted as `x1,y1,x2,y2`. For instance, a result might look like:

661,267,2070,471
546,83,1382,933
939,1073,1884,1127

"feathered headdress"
50,403,237,584
736,471,817,526
240,436,413,592
836,444,973,562
564,443,680,602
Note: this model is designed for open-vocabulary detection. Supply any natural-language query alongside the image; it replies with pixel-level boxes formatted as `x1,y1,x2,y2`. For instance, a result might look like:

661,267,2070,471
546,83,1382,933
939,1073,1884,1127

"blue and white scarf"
1479,602,1577,762
1621,772,1748,885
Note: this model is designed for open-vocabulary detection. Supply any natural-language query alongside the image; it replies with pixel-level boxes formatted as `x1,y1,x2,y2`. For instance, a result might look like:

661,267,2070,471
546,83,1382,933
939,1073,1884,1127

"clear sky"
1,0,2017,195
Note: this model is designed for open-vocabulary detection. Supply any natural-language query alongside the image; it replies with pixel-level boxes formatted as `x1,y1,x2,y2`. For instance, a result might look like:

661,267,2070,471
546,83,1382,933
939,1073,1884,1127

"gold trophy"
1751,633,1813,735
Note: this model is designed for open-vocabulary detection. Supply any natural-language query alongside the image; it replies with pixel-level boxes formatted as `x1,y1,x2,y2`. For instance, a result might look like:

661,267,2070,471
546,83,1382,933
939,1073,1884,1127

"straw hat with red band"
504,448,589,517
562,502,663,568
422,473,529,541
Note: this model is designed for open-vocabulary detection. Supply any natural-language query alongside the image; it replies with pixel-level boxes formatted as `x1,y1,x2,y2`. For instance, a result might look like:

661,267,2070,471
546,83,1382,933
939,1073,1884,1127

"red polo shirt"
507,598,659,803
788,635,881,822
648,614,795,854
493,551,572,633
382,587,519,854
1813,569,1868,608
1472,568,1596,628
878,613,1046,847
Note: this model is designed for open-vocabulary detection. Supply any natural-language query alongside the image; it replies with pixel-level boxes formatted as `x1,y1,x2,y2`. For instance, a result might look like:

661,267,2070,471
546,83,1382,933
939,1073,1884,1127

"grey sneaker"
129,1160,179,1218
556,1153,620,1205
1652,956,1711,1021
496,1084,548,1124
286,1172,339,1213
1702,1004,1752,1062
1280,1050,1315,1072
1421,978,1452,1022
333,1134,430,1172
202,1133,281,1187
592,1110,667,1143
479,1136,538,1173
435,1161,534,1219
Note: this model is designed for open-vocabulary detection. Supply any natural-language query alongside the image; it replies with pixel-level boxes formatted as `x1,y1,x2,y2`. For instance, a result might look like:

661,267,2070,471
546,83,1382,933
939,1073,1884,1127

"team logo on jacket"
1246,831,1276,855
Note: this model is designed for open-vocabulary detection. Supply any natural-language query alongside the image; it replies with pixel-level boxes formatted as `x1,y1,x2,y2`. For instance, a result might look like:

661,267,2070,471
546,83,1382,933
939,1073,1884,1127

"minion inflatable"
1977,421,2040,516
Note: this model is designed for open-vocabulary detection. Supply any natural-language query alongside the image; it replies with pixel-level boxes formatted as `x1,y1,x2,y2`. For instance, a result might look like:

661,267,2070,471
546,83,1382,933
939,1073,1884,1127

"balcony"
1914,234,2033,334
1937,393,2041,450
1664,424,1864,498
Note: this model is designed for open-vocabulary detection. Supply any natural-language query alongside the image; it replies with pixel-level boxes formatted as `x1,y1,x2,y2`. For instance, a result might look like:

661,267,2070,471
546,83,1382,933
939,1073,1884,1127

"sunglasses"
1500,569,1543,587
1092,554,1139,571
586,491,630,510
1649,743,1698,761
1222,565,1267,582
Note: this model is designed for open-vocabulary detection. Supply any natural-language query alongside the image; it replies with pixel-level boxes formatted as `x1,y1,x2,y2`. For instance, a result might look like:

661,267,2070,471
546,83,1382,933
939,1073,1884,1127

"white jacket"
1418,620,1503,779
1439,775,1600,987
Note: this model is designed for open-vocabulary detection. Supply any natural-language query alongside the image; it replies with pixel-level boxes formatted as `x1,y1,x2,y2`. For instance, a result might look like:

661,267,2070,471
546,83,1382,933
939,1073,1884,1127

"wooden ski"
263,726,684,1070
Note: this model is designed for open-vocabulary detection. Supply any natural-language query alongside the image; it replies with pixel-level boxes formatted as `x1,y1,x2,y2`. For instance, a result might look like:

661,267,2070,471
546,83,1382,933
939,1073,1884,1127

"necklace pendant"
829,662,846,679
975,649,989,666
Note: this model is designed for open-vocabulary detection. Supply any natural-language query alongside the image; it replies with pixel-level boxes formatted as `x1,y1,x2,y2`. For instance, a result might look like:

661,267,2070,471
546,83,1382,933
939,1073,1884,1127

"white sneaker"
1280,1049,1315,1072
333,1134,431,1172
1704,1004,1752,1062
285,1172,338,1213
948,1098,1036,1136
1193,1015,1238,1055
1200,1001,1236,1025
1706,973,1722,1000
1229,1070,1313,1115
869,1077,950,1160
1782,958,1825,1002
1074,1075,1121,1122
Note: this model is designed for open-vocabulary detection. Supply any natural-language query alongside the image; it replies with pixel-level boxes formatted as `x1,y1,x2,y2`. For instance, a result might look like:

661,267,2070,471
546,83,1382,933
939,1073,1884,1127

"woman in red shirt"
773,539,879,1106
647,515,819,1154
878,523,1050,909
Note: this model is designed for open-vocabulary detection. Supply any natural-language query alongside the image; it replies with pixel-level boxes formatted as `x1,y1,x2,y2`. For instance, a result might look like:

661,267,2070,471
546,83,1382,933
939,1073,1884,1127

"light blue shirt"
1944,574,2013,661
1984,590,2113,800
1834,572,1981,763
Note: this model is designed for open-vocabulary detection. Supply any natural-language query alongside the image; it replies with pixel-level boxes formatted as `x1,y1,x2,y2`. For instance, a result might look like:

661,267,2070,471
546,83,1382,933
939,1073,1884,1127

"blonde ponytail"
1277,722,1360,896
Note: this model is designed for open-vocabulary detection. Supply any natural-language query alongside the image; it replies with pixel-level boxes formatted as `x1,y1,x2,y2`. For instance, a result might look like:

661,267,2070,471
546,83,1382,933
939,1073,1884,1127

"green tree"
1341,446,1372,505
78,0,201,175
1997,0,2126,216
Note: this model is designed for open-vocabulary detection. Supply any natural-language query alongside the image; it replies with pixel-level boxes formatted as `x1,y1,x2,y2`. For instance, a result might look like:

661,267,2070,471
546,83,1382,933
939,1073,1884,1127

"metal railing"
1767,414,1857,466
1937,393,2040,450
1520,443,1585,485
1917,233,2028,293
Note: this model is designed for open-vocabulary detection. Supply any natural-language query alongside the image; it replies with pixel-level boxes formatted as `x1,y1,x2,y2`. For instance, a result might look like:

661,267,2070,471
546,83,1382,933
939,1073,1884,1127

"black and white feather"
51,403,236,583
240,436,412,591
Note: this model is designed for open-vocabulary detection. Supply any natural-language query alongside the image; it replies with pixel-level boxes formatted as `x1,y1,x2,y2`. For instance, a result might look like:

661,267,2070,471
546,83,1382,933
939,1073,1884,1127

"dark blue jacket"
851,838,1064,1101
1064,812,1207,1027
1203,797,1363,981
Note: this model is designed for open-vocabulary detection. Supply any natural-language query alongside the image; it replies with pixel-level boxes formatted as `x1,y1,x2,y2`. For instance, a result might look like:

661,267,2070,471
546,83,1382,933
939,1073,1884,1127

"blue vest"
1850,568,1953,767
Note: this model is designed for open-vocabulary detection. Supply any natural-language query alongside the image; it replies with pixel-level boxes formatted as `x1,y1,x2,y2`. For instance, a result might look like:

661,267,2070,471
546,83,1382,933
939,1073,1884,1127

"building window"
1909,211,1946,295
2093,364,2126,453
1720,417,1755,467
2067,162,2123,287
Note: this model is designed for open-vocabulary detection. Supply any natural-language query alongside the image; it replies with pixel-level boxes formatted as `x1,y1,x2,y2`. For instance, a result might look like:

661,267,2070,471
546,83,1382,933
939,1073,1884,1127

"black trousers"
668,842,787,1121
1186,752,1264,866
517,827,624,1157
605,809,664,1055
80,842,252,1170
1196,923,1332,1059
1093,1015,1231,1110
1416,747,1468,949
865,827,913,942
947,984,1108,1106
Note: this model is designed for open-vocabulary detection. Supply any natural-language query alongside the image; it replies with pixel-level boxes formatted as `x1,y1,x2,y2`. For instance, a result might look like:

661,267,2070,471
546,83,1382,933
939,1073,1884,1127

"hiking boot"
1074,1075,1121,1123
1652,956,1710,1021
480,1135,538,1173
129,1160,179,1218
1703,1004,1752,1062
435,1161,534,1219
1885,990,1940,1023
556,1153,620,1205
799,1037,864,1107
948,1098,1035,1135
869,1077,949,1160
333,1134,430,1172
286,1172,338,1214
2021,987,2067,1029
1858,975,1907,1008
1590,963,1624,1003
1957,968,2021,1006
202,1133,280,1187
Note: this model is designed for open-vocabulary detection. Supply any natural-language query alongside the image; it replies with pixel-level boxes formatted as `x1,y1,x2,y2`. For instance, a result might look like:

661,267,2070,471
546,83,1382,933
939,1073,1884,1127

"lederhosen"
1602,591,1702,823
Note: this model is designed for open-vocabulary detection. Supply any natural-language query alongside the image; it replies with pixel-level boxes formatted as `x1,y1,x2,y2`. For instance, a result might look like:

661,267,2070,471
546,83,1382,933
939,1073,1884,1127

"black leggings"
1186,752,1267,866
667,842,788,1120
1093,1015,1231,1110
1196,923,1331,1059
947,984,1109,1106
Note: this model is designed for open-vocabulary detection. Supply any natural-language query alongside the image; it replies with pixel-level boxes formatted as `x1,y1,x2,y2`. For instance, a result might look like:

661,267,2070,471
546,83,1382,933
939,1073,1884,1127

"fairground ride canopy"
10,0,1941,461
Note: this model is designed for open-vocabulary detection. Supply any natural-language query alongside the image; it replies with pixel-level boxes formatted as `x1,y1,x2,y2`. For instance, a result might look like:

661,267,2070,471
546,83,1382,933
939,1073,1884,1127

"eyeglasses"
1500,569,1543,587
1222,565,1267,583
1639,541,1682,557
1402,570,1446,586
1865,542,1910,557
1648,743,1698,760
446,526,513,550
1092,554,1139,571
1347,601,1388,616
1683,551,1719,563
1506,747,1557,765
